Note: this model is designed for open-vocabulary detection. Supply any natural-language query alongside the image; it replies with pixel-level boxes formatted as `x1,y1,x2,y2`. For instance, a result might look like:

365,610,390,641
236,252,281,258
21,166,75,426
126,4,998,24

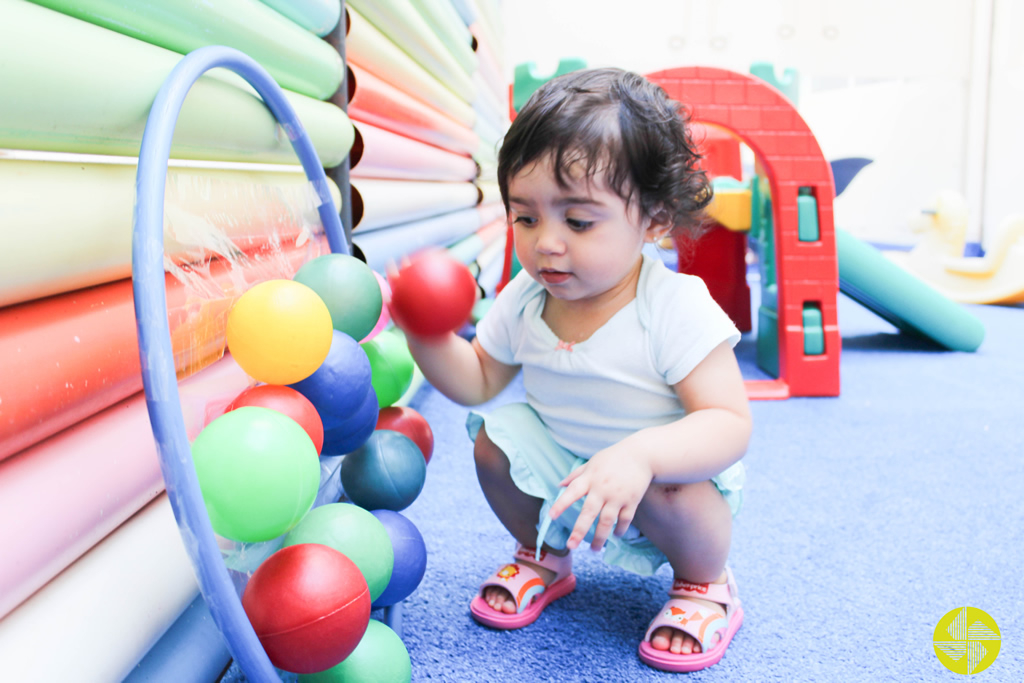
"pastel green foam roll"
348,0,475,103
258,0,342,37
346,5,475,127
1,1,353,166
412,0,478,76
30,0,343,100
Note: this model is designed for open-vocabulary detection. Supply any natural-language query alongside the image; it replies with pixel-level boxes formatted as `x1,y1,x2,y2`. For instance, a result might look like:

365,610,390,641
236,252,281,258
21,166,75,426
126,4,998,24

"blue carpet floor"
224,290,1023,682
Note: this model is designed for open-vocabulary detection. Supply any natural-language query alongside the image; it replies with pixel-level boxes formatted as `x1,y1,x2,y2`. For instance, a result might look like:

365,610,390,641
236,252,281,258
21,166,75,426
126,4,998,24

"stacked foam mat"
0,1,508,681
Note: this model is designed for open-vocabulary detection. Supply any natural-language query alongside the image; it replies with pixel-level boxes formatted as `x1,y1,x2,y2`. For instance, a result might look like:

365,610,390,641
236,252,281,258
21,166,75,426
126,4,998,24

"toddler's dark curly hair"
497,68,712,242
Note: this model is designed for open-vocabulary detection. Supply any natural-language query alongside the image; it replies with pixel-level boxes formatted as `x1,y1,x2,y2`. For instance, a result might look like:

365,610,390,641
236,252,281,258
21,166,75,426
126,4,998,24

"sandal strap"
513,544,572,578
668,566,738,607
644,597,730,651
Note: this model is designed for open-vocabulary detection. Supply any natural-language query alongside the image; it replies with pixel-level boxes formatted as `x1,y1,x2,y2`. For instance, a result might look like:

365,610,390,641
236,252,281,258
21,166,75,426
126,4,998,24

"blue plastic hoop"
132,46,349,682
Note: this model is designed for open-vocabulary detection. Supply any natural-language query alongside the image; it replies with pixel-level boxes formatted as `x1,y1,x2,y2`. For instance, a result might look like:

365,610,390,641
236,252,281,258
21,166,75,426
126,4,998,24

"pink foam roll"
0,355,252,620
351,120,479,182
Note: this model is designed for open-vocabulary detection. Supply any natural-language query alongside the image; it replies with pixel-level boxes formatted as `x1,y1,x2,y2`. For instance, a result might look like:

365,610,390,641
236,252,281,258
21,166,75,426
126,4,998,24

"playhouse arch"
647,66,840,399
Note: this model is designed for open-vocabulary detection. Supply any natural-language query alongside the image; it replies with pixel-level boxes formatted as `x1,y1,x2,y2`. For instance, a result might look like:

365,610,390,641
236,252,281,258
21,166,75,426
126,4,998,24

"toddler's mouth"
539,269,571,284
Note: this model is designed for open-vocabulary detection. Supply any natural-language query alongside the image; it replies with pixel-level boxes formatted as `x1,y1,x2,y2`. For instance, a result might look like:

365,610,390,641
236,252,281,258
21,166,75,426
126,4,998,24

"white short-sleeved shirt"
476,254,740,458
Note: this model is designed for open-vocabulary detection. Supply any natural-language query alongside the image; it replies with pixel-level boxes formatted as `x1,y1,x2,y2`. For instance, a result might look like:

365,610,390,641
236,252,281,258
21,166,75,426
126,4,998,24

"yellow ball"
226,279,333,385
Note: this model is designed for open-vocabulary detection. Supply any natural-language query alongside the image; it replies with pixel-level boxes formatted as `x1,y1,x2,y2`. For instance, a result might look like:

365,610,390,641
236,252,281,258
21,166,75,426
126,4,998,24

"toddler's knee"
647,481,715,515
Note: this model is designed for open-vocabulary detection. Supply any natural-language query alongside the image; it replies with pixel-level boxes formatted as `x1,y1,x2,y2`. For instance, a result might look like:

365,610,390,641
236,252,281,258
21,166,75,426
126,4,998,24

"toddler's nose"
535,225,566,254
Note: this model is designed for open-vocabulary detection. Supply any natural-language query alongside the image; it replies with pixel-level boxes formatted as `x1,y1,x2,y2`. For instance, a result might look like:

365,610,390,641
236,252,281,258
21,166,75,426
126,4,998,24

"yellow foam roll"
0,157,341,307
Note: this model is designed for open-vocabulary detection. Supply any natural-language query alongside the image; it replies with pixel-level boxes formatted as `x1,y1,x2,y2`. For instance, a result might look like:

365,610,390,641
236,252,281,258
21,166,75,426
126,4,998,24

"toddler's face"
507,155,665,305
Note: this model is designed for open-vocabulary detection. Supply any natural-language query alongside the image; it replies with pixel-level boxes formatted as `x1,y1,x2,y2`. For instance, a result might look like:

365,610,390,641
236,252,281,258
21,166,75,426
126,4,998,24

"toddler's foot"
469,545,575,629
481,552,562,613
649,571,728,655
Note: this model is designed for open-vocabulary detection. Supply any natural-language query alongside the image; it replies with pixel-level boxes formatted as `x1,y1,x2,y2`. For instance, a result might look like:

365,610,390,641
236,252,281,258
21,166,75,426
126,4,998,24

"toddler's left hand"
547,446,654,552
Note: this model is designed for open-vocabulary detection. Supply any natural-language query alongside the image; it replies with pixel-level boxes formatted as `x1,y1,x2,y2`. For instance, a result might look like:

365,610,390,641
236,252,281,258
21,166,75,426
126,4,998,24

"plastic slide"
836,228,985,351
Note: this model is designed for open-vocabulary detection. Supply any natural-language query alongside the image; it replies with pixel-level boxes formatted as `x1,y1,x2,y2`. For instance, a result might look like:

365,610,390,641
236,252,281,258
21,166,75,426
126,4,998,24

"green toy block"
802,303,824,355
797,190,819,242
756,301,780,378
513,58,587,112
750,62,799,106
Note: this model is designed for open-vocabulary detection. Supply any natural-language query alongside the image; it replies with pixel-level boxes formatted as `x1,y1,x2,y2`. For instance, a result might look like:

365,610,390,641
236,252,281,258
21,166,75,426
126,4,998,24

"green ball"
192,406,320,543
360,329,414,408
294,254,383,341
283,503,395,602
298,619,411,683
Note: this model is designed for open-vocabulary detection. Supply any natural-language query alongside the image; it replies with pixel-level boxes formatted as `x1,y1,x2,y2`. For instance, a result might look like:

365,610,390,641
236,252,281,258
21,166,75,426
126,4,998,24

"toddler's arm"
406,333,520,407
628,339,752,483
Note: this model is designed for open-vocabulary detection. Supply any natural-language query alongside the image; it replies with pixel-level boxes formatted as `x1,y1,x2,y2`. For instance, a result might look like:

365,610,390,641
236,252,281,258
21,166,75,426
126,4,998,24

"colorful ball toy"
242,543,371,674
341,430,426,511
294,254,383,342
370,509,428,608
290,330,372,428
360,328,415,408
375,406,434,464
297,619,411,683
321,386,379,456
226,384,324,454
388,249,477,337
225,279,333,385
191,406,319,543
360,270,393,343
283,503,394,603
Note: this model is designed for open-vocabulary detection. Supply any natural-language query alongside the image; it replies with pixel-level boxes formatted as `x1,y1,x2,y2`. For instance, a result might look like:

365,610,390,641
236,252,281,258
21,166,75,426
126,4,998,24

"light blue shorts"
466,402,745,577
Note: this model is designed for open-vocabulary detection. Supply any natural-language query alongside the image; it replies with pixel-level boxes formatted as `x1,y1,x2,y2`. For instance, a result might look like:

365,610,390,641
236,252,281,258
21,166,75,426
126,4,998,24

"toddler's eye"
513,215,537,227
566,218,593,231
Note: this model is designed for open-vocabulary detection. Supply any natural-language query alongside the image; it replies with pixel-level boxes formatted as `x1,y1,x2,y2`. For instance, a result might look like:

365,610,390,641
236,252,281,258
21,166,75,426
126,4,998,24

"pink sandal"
469,544,576,629
638,567,744,672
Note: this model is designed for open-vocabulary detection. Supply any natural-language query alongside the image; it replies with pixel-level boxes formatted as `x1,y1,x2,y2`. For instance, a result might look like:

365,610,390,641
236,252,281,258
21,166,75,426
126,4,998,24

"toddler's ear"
644,207,673,243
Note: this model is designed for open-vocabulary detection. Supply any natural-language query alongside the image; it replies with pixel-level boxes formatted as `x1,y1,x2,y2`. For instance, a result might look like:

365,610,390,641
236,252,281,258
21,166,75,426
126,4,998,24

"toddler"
401,68,751,673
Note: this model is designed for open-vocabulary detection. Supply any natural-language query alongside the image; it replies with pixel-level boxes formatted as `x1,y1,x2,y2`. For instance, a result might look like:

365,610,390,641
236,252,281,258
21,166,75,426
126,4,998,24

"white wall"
501,0,1019,248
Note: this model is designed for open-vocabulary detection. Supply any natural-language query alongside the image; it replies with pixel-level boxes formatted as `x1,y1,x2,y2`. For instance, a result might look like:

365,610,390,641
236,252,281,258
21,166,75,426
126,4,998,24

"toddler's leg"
473,425,569,615
632,481,733,654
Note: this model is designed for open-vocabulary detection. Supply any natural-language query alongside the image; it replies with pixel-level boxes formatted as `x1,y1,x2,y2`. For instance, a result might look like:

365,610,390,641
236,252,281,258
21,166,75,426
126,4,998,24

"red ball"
227,384,325,454
388,249,477,337
242,543,371,674
376,406,434,465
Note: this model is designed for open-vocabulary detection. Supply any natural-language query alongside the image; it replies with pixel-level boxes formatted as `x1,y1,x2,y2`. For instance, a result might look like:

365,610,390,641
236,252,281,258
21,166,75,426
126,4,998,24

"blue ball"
321,387,379,455
341,430,426,512
290,331,371,425
370,510,427,608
